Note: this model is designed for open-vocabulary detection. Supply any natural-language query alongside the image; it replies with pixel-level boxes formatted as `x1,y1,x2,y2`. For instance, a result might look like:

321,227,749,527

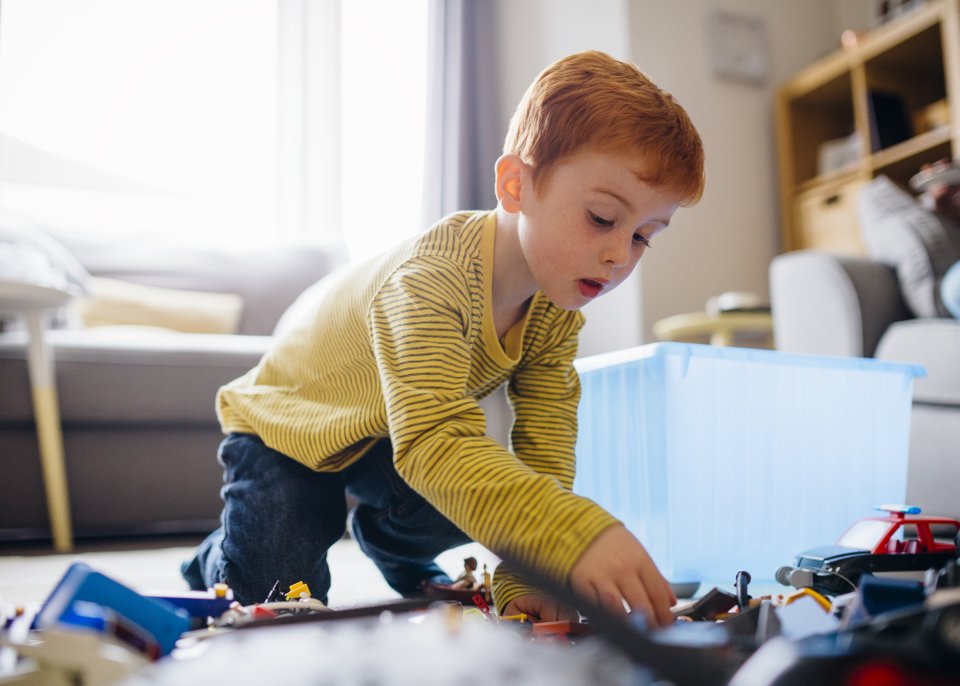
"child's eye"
634,232,652,248
589,211,614,227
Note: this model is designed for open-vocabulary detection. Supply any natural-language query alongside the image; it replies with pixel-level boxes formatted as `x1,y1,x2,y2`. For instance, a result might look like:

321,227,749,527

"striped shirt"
217,210,619,611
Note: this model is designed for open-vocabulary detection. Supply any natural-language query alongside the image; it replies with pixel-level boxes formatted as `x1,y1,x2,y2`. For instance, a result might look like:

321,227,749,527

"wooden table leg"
24,310,73,552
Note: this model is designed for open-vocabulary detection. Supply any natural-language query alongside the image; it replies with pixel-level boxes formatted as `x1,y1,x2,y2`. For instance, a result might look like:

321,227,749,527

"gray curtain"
421,0,502,227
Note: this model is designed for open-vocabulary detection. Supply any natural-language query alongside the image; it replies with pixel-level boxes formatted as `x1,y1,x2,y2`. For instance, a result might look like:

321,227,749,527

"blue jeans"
181,433,470,605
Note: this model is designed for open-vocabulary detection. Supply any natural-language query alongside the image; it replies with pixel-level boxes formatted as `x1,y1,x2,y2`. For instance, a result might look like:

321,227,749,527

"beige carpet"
0,538,497,610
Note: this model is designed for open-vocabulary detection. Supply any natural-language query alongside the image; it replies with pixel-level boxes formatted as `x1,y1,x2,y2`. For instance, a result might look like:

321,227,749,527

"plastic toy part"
471,594,491,616
531,620,593,638
146,590,234,623
32,562,190,657
782,588,831,613
735,571,752,611
285,581,312,601
499,613,529,624
876,504,922,516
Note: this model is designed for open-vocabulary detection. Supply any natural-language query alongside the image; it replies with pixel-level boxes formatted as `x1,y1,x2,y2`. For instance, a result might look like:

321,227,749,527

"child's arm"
370,261,622,612
500,312,676,627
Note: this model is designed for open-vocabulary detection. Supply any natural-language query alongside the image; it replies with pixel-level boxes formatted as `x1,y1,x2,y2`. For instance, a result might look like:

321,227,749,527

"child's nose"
601,239,631,268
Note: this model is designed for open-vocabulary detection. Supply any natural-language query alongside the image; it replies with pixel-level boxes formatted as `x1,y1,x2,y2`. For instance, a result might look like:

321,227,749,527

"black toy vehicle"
776,505,959,596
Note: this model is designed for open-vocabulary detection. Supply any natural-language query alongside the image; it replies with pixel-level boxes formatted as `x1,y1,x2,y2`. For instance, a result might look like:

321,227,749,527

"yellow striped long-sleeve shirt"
217,210,620,611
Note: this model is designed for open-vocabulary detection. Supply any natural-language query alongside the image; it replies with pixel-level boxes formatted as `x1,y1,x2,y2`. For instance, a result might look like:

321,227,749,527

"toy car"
776,505,960,596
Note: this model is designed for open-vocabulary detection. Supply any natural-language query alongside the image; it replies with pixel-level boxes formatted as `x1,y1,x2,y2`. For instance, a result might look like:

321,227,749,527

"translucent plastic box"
573,343,924,584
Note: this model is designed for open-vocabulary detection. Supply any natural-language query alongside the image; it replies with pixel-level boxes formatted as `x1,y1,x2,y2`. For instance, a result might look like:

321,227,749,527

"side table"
653,310,774,348
0,280,77,551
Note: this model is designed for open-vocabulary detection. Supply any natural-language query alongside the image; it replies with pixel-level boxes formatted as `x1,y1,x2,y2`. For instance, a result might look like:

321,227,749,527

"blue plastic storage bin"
573,342,925,585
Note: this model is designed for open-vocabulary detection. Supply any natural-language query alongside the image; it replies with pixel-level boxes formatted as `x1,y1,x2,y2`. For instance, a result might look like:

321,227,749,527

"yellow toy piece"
213,583,230,599
499,613,529,624
784,587,831,612
285,581,312,601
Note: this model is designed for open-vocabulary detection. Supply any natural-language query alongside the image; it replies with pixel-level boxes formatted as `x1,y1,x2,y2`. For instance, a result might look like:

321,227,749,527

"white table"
0,279,77,551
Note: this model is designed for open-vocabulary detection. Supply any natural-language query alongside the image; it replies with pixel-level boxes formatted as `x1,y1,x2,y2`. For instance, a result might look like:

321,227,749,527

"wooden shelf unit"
776,0,960,254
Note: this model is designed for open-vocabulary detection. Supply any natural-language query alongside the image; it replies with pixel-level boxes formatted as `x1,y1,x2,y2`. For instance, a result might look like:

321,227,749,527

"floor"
0,535,498,612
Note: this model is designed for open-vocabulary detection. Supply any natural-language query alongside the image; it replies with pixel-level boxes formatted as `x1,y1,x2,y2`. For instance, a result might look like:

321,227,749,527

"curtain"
421,0,502,226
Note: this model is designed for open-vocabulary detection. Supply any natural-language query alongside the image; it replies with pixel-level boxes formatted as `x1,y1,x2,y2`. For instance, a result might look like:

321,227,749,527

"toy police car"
776,504,960,596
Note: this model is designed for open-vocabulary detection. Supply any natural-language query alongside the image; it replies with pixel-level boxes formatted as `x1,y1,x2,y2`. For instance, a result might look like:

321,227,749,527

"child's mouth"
578,279,605,298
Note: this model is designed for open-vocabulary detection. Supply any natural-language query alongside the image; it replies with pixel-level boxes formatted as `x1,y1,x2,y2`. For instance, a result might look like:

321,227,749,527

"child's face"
517,147,681,310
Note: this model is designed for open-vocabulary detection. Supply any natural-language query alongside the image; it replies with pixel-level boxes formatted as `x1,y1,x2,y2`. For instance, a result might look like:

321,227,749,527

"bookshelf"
775,0,960,254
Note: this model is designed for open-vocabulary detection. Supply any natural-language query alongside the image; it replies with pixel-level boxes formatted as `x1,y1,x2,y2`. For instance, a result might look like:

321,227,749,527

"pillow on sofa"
858,175,960,318
75,277,244,334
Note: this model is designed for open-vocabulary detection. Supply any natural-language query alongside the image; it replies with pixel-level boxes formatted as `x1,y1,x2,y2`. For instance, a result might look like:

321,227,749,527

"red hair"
504,51,704,205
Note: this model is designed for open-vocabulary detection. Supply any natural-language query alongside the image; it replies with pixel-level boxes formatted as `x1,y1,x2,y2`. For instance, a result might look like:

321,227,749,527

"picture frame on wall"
706,10,769,86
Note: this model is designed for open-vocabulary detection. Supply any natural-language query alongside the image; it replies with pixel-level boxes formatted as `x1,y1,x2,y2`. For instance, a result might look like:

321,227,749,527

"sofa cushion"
51,232,340,335
76,277,244,334
0,329,271,423
858,175,960,318
875,318,960,405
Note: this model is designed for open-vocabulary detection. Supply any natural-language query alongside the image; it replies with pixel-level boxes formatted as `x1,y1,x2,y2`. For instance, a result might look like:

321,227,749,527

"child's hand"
502,593,578,623
570,525,676,628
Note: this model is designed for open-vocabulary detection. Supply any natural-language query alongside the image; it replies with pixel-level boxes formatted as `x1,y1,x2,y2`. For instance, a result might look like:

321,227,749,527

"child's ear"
495,154,524,213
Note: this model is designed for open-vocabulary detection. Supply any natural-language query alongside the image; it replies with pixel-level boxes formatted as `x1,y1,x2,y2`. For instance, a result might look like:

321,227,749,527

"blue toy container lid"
575,342,926,378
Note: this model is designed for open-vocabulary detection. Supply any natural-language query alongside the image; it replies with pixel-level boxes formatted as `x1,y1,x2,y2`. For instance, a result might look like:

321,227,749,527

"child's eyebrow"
592,188,634,211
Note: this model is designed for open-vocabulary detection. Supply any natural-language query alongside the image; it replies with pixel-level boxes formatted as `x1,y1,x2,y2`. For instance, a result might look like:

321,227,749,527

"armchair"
770,251,960,520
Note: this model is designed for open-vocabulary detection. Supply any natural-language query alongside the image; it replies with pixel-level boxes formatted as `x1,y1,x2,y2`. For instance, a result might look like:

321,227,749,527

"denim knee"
202,434,347,604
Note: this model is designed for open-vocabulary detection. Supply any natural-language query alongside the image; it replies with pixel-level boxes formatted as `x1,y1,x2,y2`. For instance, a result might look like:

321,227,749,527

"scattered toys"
776,505,960,597
4,509,959,686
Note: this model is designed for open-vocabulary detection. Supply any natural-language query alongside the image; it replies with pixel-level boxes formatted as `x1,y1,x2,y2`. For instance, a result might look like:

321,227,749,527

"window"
0,0,428,261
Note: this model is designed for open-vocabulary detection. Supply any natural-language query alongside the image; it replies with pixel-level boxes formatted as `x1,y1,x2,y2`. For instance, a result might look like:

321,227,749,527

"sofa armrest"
876,318,960,405
769,251,911,357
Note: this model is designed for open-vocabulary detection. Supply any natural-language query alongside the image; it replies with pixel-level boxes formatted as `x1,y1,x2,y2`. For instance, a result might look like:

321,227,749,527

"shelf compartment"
785,71,857,185
863,22,946,152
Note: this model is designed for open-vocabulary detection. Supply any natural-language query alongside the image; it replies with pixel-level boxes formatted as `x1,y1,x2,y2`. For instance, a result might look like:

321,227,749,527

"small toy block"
531,620,592,637
499,613,529,624
285,581,312,601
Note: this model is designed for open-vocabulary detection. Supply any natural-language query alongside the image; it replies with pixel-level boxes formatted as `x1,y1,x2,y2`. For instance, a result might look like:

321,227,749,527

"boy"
182,50,704,628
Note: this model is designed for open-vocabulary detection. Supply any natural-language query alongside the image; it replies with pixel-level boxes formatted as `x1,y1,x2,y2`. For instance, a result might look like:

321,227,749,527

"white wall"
493,0,874,353
629,0,842,342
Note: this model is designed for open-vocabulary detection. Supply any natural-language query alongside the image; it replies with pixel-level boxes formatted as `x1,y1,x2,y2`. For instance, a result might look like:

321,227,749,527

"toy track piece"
531,620,592,637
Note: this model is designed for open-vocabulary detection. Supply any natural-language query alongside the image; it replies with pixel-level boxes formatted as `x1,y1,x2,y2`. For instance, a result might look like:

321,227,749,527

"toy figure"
452,557,479,591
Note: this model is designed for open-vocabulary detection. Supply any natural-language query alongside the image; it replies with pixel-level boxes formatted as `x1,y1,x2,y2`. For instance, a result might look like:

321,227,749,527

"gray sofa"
0,233,338,542
770,251,960,520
